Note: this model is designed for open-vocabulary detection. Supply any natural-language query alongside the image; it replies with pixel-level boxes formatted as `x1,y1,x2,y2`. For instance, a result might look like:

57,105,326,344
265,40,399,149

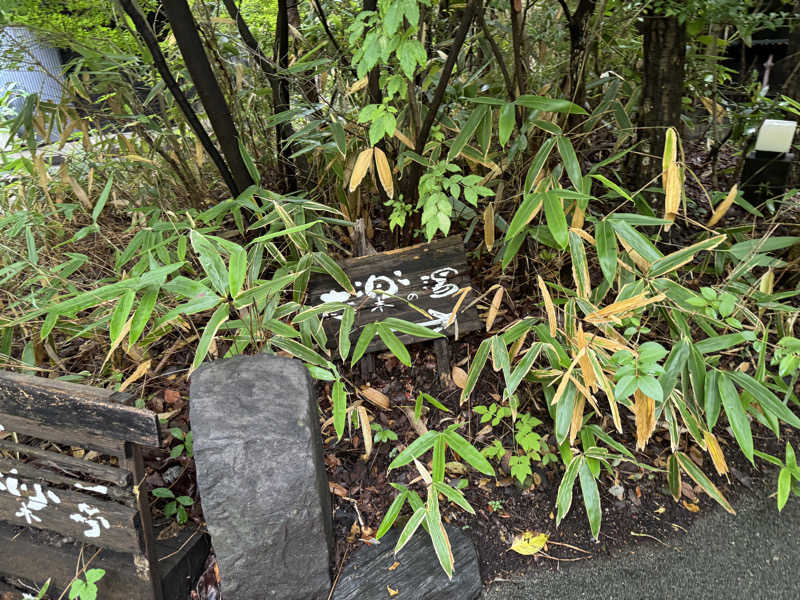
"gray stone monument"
190,355,332,600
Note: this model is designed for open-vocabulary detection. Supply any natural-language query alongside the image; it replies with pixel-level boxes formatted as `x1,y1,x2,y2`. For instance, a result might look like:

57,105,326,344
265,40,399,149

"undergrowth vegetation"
1,0,799,580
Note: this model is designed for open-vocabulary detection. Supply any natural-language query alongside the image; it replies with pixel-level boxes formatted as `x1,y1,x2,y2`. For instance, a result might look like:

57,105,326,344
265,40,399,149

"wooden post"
121,442,164,600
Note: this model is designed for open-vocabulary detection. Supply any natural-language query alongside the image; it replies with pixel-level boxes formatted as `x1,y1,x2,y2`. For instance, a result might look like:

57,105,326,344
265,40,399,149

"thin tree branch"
415,0,483,154
478,11,514,100
557,0,572,20
117,0,239,196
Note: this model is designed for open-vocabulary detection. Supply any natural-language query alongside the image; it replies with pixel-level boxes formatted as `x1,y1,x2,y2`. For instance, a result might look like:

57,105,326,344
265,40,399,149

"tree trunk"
119,0,239,197
777,1,800,100
276,0,299,191
163,0,254,196
631,13,686,190
364,0,383,106
565,0,598,114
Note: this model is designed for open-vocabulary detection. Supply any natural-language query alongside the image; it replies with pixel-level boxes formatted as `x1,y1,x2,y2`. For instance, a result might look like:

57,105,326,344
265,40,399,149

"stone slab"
333,524,482,600
190,355,332,600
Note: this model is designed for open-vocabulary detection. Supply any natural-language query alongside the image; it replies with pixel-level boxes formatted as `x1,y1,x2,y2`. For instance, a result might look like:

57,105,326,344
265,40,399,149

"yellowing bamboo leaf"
664,161,681,231
484,202,495,251
348,148,374,193
700,97,726,123
706,184,738,228
452,366,468,389
358,405,372,460
509,531,549,555
446,287,470,328
387,586,399,597
413,458,432,485
569,394,585,445
704,430,729,476
616,234,651,271
571,205,585,229
551,349,584,406
373,147,394,199
65,174,92,209
576,325,596,392
347,76,369,95
393,129,415,149
633,389,656,451
662,127,678,177
119,359,152,393
584,293,665,325
486,286,504,331
537,276,557,336
759,269,774,295
359,386,390,409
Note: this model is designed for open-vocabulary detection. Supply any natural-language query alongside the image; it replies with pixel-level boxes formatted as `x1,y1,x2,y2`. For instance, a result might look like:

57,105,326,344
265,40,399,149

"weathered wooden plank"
0,457,134,505
307,236,481,351
0,438,130,487
0,521,152,600
0,413,125,454
0,469,142,553
0,371,161,448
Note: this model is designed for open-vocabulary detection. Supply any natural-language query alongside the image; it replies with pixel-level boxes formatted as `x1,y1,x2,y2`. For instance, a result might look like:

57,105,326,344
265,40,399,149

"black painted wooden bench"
307,236,482,380
0,371,207,600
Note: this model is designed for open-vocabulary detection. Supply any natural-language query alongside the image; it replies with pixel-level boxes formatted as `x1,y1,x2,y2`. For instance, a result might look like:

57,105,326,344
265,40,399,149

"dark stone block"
190,355,332,600
740,151,794,204
333,524,482,600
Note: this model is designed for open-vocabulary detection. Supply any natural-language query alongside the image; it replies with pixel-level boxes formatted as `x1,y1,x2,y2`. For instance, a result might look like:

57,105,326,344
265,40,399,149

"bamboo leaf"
349,148,374,192
373,146,394,198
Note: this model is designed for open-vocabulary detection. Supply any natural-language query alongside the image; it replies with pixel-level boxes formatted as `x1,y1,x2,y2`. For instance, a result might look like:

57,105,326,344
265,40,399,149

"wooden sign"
0,372,207,600
307,236,481,352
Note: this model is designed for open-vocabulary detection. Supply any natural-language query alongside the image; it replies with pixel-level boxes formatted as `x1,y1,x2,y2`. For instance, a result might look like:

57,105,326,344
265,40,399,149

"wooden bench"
0,372,207,600
307,236,481,379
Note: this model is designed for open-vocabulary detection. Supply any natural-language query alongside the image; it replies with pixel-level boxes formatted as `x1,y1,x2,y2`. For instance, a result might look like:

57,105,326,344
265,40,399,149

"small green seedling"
686,287,742,328
371,422,398,444
152,487,194,523
169,427,193,459
69,569,105,600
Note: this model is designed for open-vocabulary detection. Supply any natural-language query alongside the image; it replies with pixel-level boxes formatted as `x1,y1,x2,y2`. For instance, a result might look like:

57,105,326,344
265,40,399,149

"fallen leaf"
387,585,399,597
119,359,151,392
654,506,666,514
510,531,549,555
388,561,400,571
347,521,361,543
359,386,390,409
329,482,348,497
451,366,468,389
164,388,181,405
682,500,700,513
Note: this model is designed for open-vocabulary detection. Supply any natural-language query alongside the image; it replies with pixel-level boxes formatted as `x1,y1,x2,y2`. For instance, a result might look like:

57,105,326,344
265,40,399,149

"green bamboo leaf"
778,468,791,511
382,317,444,339
556,454,582,526
506,192,544,241
556,136,582,190
432,435,446,482
313,252,354,294
595,220,617,284
447,105,489,162
515,95,587,114
91,176,114,223
377,324,411,366
238,137,261,185
228,244,247,298
388,430,439,470
271,336,331,367
578,459,601,539
129,286,158,346
40,312,58,340
667,453,681,501
460,337,492,404
705,370,721,429
330,118,347,156
432,481,474,514
443,428,495,476
332,380,347,441
427,515,454,579
376,488,407,539
192,305,229,370
395,507,427,554
728,371,800,429
648,235,726,277
609,220,663,264
190,231,228,296
676,452,735,514
498,103,515,147
109,289,135,344
524,137,556,194
351,323,378,367
543,192,568,249
339,306,355,361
